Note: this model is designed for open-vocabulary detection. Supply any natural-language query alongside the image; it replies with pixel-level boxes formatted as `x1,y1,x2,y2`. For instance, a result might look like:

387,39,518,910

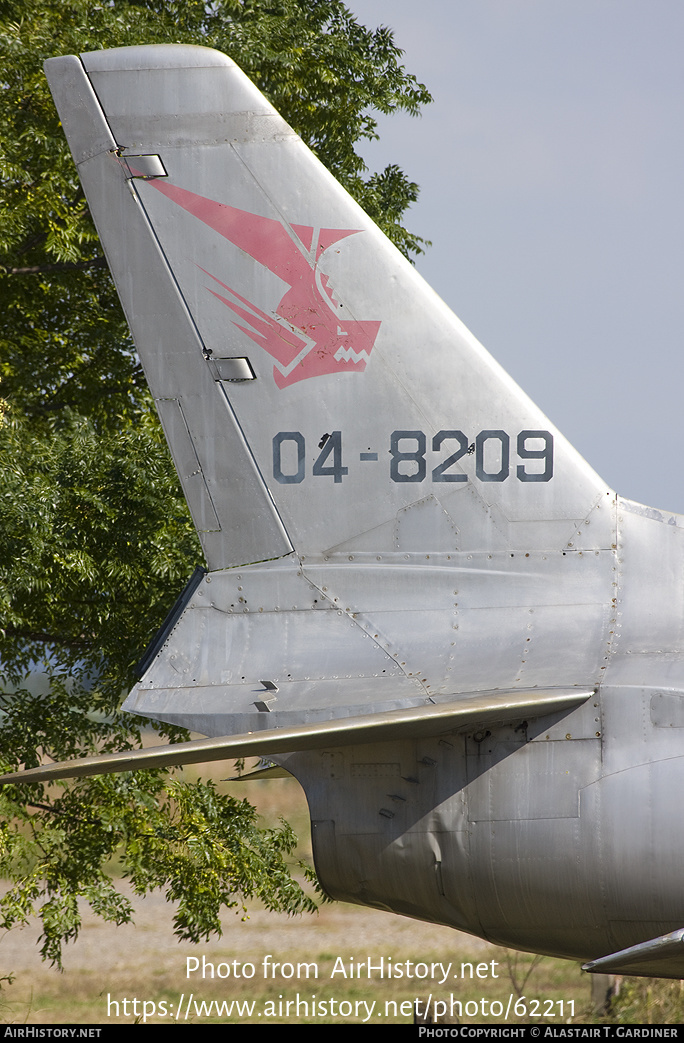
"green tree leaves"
0,0,431,965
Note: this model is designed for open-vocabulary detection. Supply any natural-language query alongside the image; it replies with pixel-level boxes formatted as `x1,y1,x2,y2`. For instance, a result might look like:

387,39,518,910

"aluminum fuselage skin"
127,497,684,962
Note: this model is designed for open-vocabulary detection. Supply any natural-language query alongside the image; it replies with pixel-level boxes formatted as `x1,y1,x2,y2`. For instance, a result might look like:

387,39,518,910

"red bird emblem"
146,180,381,389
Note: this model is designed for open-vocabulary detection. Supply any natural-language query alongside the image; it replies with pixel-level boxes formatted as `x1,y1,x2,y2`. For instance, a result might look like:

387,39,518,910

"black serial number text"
272,429,554,485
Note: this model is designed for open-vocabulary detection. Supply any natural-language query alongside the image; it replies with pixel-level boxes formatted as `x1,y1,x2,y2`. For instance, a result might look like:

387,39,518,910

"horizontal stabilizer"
583,930,684,979
228,759,292,781
1,687,590,785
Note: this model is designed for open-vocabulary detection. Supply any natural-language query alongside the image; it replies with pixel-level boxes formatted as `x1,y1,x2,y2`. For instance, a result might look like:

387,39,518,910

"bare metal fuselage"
126,497,684,962
17,44,684,976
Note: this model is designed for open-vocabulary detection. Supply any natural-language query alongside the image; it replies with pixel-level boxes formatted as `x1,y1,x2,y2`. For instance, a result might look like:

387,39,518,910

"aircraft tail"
44,45,608,571
43,47,613,738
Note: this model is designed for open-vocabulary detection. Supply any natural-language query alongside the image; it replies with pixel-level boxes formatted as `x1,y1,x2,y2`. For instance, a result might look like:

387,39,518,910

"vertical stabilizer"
45,45,610,573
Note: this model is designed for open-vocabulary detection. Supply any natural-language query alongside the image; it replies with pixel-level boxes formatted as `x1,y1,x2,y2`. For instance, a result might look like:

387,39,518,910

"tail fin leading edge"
44,49,294,571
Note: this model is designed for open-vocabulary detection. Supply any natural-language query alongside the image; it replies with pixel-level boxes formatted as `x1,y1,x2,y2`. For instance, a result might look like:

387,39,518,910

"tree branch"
7,258,108,275
3,627,89,650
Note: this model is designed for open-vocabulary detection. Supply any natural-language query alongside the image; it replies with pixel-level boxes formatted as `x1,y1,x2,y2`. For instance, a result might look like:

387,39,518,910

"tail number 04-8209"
272,430,554,485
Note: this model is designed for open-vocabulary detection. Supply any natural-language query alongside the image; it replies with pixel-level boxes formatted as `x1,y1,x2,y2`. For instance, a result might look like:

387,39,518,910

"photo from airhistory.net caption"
4,937,684,1031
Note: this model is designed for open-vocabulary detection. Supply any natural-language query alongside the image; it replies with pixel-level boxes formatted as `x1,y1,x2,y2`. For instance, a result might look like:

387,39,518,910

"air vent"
122,154,167,179
205,356,256,382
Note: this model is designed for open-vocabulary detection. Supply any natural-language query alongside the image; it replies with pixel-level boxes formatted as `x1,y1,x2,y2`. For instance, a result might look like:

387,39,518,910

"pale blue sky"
349,1,684,511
